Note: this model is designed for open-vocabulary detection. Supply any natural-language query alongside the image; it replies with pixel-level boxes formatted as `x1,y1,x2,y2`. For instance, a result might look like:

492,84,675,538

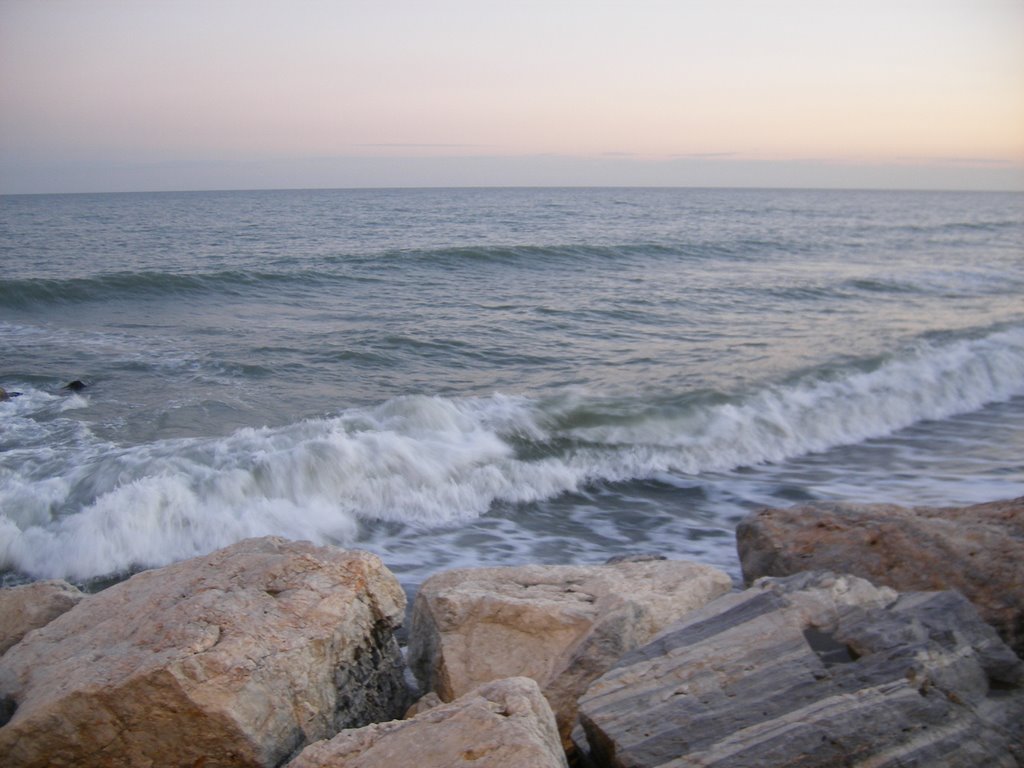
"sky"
1,0,1023,193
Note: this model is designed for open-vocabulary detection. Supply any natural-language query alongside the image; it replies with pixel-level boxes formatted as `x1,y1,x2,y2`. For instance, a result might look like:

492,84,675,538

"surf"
3,324,1022,582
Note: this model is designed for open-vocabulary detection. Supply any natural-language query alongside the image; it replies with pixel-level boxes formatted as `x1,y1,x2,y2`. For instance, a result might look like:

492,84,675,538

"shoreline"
2,496,1021,766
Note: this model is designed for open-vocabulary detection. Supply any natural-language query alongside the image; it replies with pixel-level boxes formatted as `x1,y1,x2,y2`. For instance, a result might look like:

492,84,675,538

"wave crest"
2,326,1023,581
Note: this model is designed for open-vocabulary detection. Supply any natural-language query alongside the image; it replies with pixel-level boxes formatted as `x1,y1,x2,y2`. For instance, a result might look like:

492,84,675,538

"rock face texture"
736,497,1024,655
289,677,569,768
0,579,84,655
576,572,1024,768
0,537,409,768
407,559,731,746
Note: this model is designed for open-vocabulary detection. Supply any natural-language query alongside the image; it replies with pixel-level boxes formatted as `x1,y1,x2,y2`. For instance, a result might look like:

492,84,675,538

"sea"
1,187,1023,597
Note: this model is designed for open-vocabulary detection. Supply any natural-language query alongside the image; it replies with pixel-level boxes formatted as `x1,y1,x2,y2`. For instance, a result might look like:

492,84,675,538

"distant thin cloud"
671,152,741,159
355,143,492,149
915,156,1016,167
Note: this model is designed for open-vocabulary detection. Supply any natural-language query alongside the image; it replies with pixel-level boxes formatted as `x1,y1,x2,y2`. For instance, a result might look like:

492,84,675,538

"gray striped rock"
576,572,1024,768
407,559,731,749
0,538,410,768
289,677,568,768
736,497,1024,656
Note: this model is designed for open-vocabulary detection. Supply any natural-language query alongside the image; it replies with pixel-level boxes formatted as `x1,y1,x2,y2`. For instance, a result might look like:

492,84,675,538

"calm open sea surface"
1,187,1023,593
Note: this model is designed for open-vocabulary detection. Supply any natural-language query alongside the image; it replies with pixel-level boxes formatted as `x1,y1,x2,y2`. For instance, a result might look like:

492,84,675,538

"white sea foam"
2,326,1023,581
564,327,1024,470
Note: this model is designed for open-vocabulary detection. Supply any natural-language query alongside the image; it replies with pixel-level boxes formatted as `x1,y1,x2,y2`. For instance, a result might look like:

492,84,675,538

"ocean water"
1,187,1023,594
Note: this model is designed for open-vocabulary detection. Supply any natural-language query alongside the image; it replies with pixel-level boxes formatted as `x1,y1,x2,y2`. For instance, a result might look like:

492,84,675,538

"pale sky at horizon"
1,0,1023,193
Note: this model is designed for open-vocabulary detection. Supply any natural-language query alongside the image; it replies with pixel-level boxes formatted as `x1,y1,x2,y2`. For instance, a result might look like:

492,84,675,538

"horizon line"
4,182,1023,198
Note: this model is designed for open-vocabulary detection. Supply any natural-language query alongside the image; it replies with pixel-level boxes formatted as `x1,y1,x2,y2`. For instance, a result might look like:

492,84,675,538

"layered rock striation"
576,571,1024,767
736,497,1024,655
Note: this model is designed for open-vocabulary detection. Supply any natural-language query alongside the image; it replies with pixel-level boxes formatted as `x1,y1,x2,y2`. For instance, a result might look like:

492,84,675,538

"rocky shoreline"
1,497,1022,767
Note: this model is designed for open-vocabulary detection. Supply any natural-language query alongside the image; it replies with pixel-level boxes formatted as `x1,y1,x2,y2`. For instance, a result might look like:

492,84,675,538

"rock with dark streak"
0,537,410,768
576,571,1024,768
736,497,1024,655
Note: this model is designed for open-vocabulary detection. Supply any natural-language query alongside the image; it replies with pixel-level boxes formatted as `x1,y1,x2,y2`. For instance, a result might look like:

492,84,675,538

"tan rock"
0,580,84,655
736,497,1024,655
407,559,731,746
404,691,443,718
0,537,409,768
288,677,568,768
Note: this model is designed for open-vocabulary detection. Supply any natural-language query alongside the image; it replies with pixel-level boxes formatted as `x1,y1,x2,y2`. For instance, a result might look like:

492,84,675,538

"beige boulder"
0,580,84,655
288,676,568,768
0,537,409,768
407,558,731,745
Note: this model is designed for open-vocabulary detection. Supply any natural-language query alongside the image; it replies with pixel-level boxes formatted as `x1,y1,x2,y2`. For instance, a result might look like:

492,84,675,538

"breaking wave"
2,325,1023,581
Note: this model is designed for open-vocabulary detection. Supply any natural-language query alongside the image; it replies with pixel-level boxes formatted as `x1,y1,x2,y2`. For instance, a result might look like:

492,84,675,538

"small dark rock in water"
62,380,87,392
0,386,22,401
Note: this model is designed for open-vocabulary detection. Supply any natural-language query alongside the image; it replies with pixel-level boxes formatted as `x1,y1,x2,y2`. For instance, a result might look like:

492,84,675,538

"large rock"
0,537,410,768
576,571,1024,768
0,580,84,655
289,676,568,768
407,558,731,746
736,497,1024,655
